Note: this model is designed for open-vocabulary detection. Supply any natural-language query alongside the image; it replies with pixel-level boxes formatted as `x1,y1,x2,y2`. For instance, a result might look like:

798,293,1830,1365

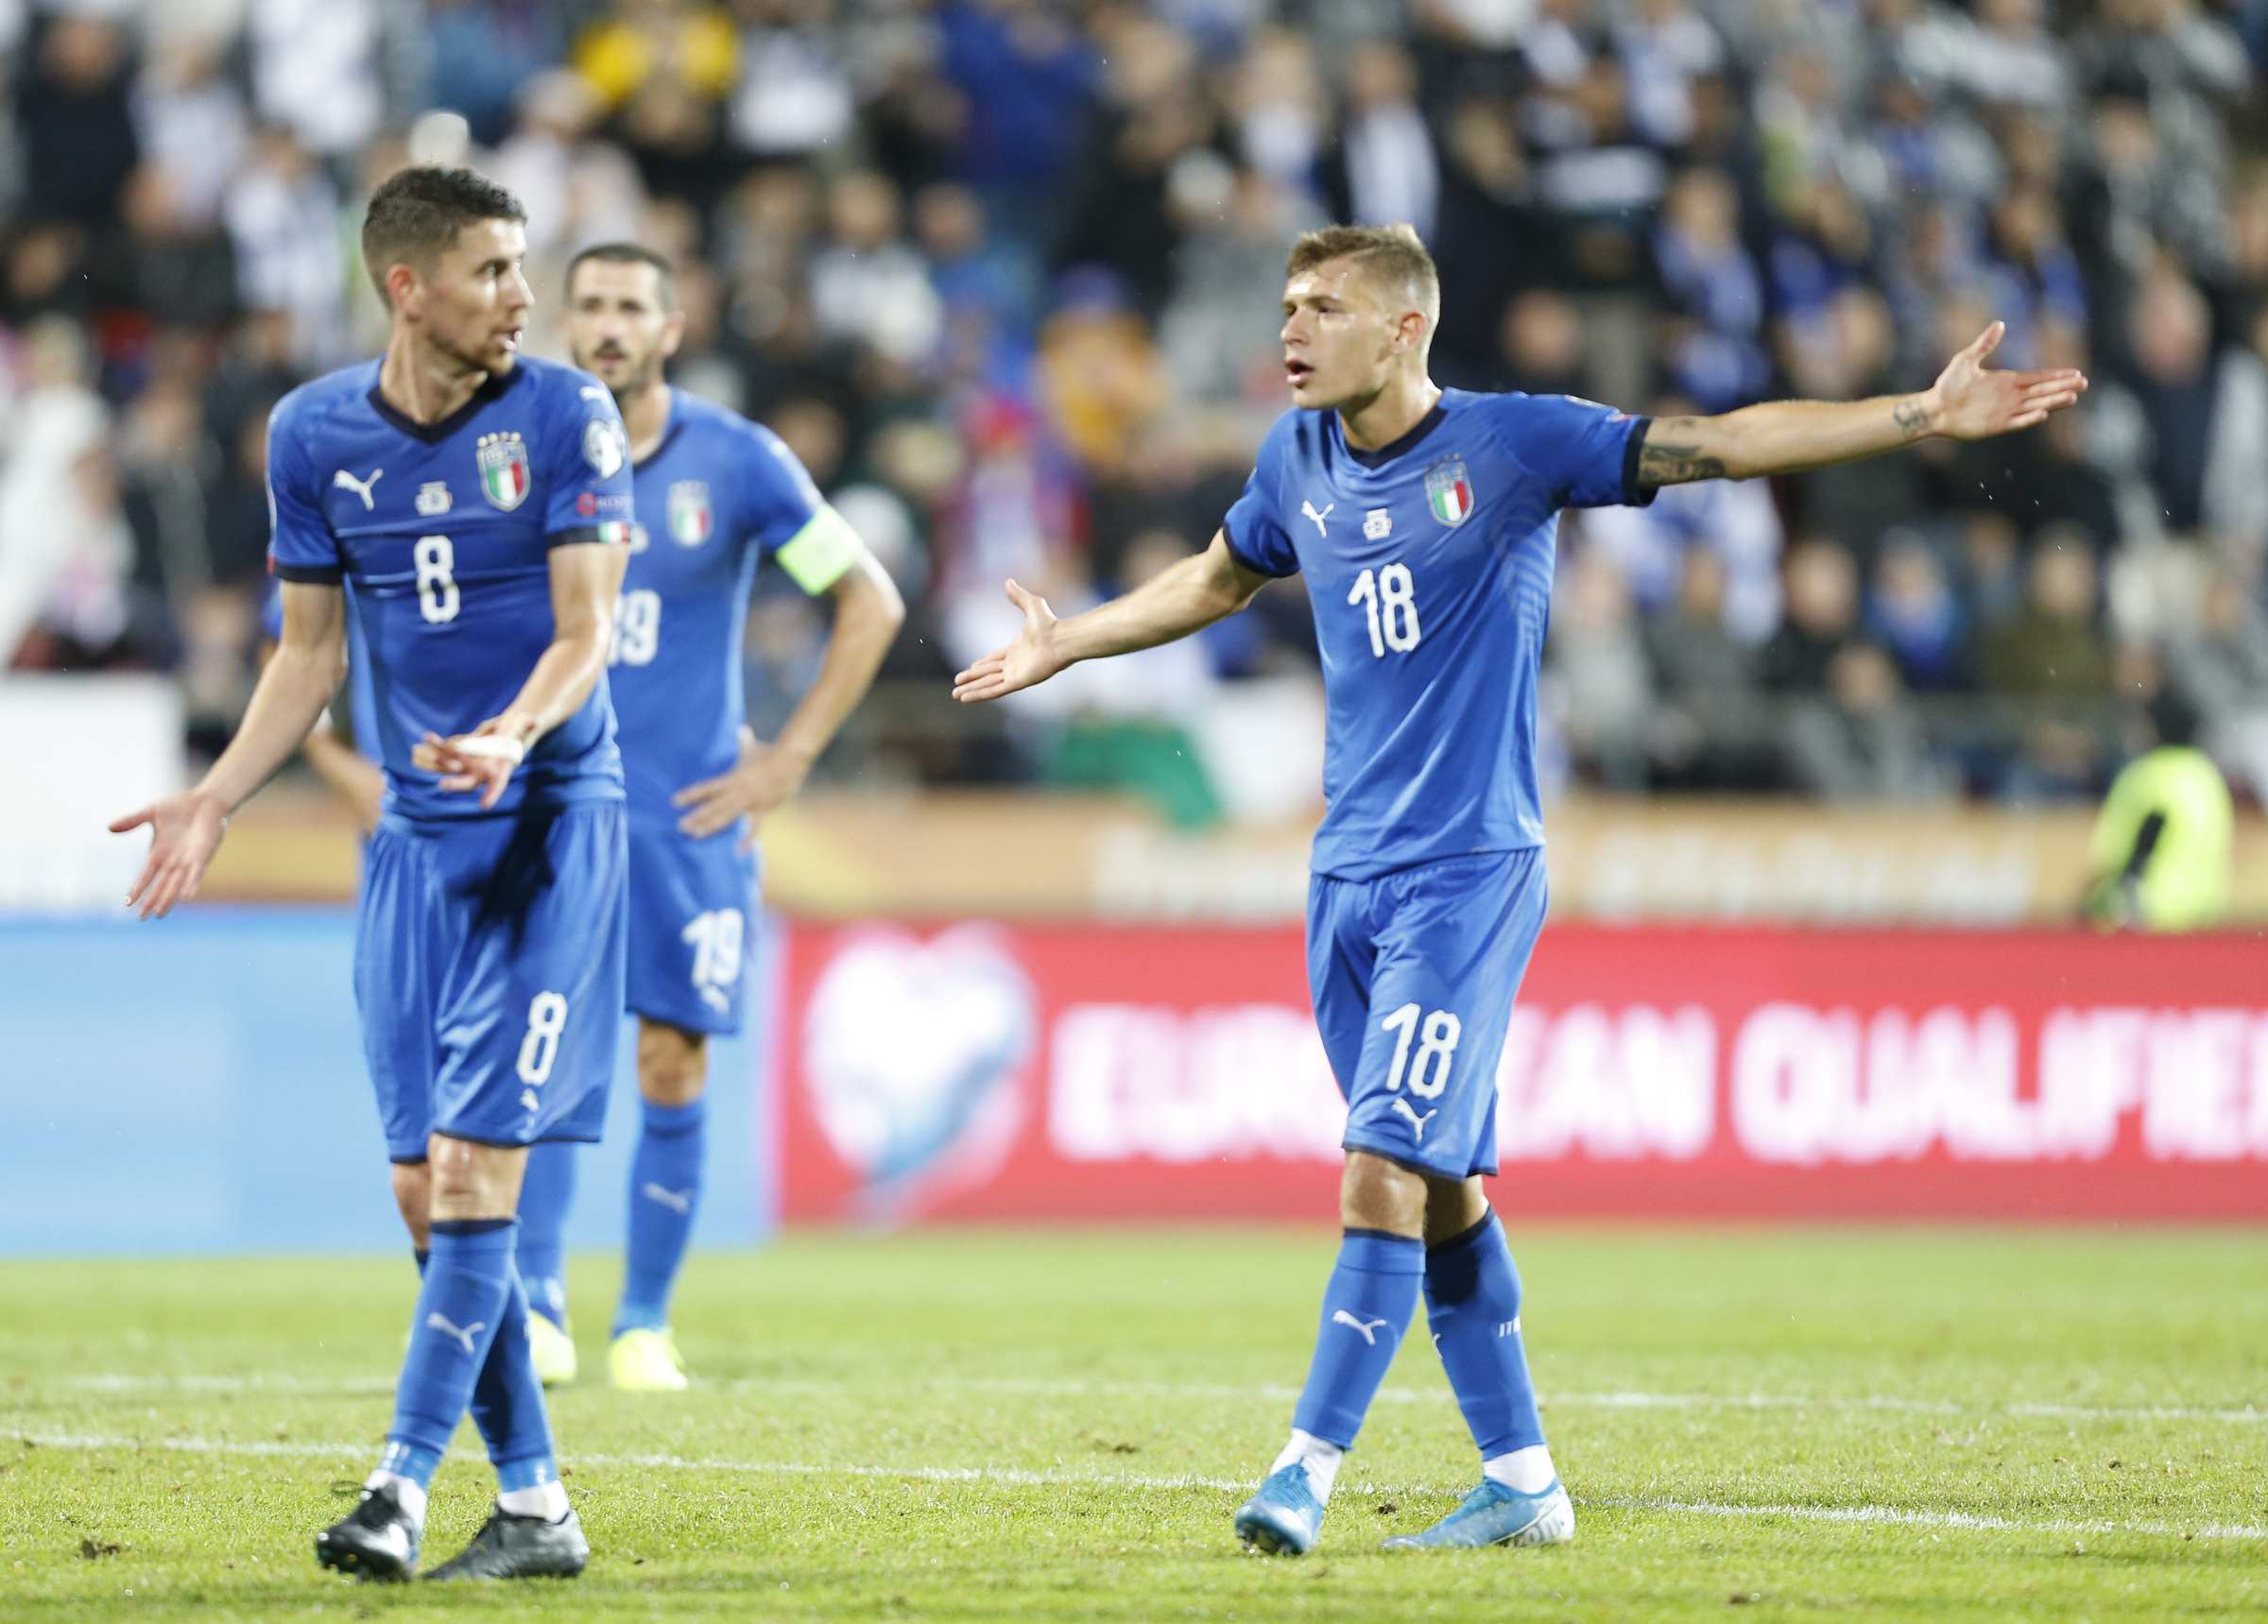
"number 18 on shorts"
1306,847,1550,1180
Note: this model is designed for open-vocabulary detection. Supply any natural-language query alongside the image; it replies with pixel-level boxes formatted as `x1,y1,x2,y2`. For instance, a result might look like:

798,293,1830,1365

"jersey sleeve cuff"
776,504,865,594
1221,520,1298,578
547,521,632,549
1620,416,1658,507
271,562,344,585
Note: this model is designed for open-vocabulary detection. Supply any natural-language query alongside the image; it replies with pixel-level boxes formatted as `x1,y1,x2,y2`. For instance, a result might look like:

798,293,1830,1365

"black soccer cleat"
314,1484,420,1581
422,1505,589,1581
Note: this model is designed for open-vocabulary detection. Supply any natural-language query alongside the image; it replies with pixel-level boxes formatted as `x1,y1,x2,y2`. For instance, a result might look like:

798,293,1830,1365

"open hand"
951,579,1068,705
1926,321,2088,440
110,789,230,919
673,726,811,845
413,712,539,810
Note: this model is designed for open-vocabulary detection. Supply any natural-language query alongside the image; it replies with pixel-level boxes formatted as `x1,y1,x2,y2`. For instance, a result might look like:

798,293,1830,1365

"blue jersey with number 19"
1222,388,1654,880
607,388,862,816
266,355,637,822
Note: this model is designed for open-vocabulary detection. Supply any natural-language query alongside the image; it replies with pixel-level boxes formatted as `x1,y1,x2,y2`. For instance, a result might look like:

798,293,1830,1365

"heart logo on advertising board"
802,925,1036,1220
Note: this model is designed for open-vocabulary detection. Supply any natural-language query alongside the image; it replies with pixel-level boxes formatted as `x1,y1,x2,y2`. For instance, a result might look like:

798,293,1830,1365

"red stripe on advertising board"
778,923,2268,1222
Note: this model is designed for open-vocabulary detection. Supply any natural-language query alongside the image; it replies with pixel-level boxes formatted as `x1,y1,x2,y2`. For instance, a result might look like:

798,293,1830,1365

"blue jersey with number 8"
266,355,636,822
1222,388,1654,880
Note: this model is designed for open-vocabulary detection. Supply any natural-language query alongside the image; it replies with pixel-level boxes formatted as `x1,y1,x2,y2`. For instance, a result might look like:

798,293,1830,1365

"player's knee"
637,1021,708,1107
426,1135,523,1221
389,1160,431,1243
1421,1175,1488,1244
1340,1151,1426,1236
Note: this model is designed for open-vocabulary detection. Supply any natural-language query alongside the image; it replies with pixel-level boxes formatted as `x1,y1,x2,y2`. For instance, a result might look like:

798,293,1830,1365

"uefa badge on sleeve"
667,482,713,547
1425,457,1475,527
477,431,531,510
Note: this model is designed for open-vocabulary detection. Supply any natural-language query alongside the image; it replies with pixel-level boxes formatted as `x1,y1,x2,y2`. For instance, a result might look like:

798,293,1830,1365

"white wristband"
451,734,527,764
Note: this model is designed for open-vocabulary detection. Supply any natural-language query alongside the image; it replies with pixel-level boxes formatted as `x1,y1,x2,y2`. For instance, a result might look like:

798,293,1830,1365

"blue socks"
1425,1210,1546,1457
468,1265,557,1483
614,1097,706,1336
516,1142,578,1330
1291,1229,1424,1448
383,1219,519,1480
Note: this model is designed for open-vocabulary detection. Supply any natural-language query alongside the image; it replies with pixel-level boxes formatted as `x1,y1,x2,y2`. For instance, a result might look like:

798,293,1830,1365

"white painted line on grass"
1600,1496,2268,1543
58,1371,2264,1427
16,1432,2264,1545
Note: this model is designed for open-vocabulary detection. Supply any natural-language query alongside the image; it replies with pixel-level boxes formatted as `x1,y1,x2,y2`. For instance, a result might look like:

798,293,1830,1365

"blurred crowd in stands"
0,0,2265,817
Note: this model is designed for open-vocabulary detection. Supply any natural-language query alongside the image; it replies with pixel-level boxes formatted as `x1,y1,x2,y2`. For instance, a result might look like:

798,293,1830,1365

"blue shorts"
626,810,758,1035
355,800,628,1163
1308,848,1548,1180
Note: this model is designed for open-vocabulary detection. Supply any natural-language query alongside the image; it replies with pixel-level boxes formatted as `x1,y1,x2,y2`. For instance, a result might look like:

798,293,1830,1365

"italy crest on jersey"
1425,457,1475,526
477,431,531,511
667,481,713,547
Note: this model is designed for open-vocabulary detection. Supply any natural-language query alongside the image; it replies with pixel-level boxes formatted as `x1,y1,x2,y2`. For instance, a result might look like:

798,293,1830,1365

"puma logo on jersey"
1392,1098,1437,1140
1301,500,1334,538
644,1183,694,1216
1332,1309,1390,1345
334,468,384,509
424,1312,485,1355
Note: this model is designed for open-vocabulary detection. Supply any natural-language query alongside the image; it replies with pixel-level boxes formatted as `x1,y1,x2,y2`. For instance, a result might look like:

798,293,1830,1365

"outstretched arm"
1636,321,2088,488
111,580,347,918
952,530,1271,704
675,550,906,840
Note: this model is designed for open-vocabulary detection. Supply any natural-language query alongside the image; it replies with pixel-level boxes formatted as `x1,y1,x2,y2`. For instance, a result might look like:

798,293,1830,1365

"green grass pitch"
3,1226,2264,1620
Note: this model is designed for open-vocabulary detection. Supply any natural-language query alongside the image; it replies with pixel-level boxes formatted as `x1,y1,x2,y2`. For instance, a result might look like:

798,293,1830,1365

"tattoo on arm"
1636,439,1727,488
1892,396,1931,440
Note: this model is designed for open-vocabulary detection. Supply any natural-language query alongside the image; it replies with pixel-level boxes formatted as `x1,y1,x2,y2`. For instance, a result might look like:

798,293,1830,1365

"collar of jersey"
365,364,525,445
632,386,683,472
1336,399,1449,471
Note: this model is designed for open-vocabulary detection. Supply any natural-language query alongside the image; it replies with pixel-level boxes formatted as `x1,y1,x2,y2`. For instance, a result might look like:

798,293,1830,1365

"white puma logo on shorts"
1392,1098,1437,1140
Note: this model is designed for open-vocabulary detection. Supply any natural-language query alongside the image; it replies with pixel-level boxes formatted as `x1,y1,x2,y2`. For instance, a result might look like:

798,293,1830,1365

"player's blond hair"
1285,224,1440,337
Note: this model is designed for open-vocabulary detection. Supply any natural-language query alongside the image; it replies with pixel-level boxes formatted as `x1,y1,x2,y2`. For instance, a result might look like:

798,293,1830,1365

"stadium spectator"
17,13,139,232
1785,640,1944,802
1864,533,1965,692
1549,547,1652,789
1982,538,2111,701
224,126,347,371
1761,538,1864,694
2168,561,2268,802
808,170,943,367
426,0,568,148
5,0,2264,810
1641,546,1780,790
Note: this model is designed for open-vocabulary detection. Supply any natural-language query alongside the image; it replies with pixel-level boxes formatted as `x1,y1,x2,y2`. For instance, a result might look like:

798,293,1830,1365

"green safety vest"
2088,745,2233,932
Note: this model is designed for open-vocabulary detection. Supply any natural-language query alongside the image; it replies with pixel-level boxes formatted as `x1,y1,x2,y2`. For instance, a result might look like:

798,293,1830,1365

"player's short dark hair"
361,165,527,301
1285,223,1440,331
564,242,679,311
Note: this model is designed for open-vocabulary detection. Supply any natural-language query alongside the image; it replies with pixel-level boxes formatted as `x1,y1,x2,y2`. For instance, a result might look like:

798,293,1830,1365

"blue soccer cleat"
1233,1463,1327,1555
1382,1478,1575,1550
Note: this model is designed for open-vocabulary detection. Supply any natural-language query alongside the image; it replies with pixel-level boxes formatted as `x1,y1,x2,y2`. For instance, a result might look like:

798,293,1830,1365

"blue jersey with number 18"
266,355,637,822
1222,388,1654,880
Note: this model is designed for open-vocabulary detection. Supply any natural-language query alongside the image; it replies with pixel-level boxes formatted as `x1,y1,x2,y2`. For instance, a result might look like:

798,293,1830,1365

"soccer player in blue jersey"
954,224,2085,1555
508,243,902,1391
112,166,641,1581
